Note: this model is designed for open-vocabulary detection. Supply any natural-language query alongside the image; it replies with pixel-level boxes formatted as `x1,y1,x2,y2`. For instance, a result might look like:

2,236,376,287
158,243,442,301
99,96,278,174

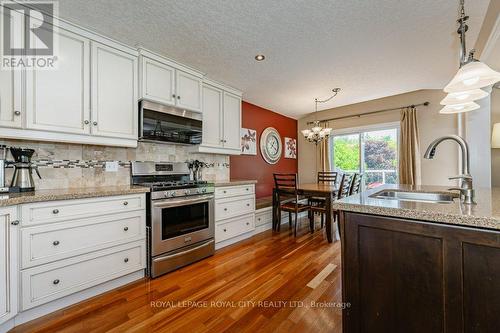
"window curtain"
399,107,421,185
318,122,332,172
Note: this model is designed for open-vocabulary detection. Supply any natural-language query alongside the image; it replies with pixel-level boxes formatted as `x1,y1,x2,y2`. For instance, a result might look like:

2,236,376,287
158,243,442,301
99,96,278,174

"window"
331,124,399,189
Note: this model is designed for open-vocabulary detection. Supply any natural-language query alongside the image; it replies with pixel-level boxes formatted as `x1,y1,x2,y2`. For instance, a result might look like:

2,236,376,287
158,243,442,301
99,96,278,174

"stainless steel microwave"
139,100,202,145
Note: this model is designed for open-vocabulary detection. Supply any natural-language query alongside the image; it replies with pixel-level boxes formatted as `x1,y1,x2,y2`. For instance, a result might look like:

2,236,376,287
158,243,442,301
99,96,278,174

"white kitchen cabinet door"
175,70,202,112
0,7,23,129
0,207,18,326
141,57,175,106
26,26,90,135
201,84,223,148
91,42,138,140
222,92,242,151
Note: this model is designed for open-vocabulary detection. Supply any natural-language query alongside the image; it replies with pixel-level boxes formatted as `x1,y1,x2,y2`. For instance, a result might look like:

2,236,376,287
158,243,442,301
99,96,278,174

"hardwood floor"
12,220,342,333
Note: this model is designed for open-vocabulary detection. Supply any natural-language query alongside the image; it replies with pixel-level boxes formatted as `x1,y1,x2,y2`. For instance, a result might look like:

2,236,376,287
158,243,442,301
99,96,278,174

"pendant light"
439,0,500,114
301,88,340,145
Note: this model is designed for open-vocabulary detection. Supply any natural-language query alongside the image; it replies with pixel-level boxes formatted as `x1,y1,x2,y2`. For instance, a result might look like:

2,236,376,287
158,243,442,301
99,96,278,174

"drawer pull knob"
224,208,227,211
246,203,250,206
53,240,60,246
258,218,261,221
246,222,250,225
246,188,249,191
124,226,129,231
52,209,59,214
223,228,227,232
124,258,129,263
10,220,20,226
53,279,60,285
14,110,21,116
123,201,128,206
223,190,227,194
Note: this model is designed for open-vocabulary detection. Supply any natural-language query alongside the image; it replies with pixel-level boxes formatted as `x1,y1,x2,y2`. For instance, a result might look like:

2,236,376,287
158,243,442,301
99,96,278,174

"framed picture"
240,128,257,155
284,137,297,159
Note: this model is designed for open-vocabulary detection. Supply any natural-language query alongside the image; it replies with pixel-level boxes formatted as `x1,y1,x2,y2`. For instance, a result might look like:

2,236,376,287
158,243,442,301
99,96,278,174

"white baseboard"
10,270,144,328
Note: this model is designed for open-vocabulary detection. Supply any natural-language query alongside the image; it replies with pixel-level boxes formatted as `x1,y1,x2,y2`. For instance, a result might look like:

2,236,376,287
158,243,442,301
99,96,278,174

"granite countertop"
213,180,258,187
332,184,500,231
0,185,150,207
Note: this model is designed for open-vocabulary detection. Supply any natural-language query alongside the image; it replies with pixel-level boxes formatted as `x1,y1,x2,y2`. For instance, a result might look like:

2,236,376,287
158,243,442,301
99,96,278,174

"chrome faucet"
424,135,475,204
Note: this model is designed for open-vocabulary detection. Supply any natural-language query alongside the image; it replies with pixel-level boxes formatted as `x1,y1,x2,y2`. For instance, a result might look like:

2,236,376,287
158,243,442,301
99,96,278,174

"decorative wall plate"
260,127,282,164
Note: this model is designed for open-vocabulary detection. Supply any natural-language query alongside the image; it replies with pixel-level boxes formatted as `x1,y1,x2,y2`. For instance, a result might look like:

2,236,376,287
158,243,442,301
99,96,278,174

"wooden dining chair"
349,173,363,195
273,173,313,237
309,171,338,207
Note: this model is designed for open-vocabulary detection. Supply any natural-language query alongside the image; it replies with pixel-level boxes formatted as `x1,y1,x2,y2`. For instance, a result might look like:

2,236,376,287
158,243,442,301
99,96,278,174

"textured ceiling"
52,0,490,118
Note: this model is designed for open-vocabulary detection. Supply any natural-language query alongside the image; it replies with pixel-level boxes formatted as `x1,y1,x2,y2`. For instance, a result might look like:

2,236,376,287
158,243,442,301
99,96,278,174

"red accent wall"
230,101,298,198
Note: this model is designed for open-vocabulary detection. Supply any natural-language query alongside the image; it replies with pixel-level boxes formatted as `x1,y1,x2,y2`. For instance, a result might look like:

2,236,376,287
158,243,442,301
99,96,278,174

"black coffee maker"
10,148,41,192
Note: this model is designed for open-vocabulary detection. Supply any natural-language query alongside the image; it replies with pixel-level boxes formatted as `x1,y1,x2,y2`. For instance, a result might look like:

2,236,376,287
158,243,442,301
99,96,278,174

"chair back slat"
337,173,354,199
317,171,338,184
273,173,298,194
349,173,363,195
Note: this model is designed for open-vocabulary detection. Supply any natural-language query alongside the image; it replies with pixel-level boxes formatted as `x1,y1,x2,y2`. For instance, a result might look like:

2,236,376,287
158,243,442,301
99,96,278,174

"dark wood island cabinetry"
340,212,500,333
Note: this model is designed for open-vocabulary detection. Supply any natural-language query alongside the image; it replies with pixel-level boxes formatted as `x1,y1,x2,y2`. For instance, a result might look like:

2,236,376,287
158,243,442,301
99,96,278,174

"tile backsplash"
0,139,230,190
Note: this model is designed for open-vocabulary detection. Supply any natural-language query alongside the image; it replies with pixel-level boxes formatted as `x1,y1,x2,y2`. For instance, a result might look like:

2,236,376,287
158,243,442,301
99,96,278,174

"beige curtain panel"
318,122,332,172
399,107,421,185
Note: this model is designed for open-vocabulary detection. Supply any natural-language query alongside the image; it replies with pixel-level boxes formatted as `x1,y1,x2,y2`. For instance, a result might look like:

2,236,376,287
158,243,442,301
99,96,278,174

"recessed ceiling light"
255,54,265,61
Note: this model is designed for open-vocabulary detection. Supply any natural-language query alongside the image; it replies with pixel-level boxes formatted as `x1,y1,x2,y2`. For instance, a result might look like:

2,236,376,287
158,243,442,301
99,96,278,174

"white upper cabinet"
202,84,223,148
223,92,242,151
176,70,202,112
141,57,175,106
91,42,138,140
0,207,18,326
139,49,203,113
26,26,91,135
0,7,23,129
196,80,242,155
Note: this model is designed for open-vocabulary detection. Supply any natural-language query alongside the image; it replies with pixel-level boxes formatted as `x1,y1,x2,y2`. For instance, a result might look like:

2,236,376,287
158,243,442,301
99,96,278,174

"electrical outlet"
105,161,119,172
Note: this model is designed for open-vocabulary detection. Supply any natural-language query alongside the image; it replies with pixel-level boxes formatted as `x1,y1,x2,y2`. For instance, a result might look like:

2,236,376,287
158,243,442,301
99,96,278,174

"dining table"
272,183,339,243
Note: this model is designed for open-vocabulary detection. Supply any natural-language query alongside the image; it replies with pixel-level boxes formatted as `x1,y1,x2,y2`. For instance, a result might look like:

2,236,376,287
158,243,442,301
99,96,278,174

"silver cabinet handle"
14,110,21,116
123,226,129,231
53,240,60,246
84,120,89,125
93,121,98,126
53,279,60,285
11,220,19,225
52,209,59,214
124,258,129,263
123,201,128,206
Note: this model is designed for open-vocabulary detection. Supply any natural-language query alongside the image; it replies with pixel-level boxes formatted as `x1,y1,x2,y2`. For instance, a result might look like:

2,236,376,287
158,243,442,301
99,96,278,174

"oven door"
151,194,214,256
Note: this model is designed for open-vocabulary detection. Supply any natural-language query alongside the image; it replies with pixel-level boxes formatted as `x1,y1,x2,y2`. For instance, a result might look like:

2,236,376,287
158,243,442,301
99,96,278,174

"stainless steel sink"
369,189,457,204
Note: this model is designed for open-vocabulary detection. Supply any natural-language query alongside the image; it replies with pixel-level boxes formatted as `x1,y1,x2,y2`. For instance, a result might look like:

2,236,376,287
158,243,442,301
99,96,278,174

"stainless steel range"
131,161,215,278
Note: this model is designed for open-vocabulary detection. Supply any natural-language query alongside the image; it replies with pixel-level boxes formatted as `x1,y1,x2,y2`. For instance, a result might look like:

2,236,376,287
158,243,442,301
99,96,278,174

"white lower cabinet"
17,194,147,312
0,207,18,327
214,185,255,247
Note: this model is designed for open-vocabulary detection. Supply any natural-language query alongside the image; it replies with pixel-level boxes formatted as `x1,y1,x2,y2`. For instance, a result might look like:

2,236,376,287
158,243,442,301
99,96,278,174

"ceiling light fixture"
440,0,500,114
301,88,340,145
255,54,265,61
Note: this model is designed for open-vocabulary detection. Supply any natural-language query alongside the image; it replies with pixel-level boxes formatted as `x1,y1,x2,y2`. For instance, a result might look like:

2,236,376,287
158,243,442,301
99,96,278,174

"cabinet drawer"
215,195,254,221
255,208,272,227
215,185,254,199
21,241,145,310
20,194,145,226
215,214,255,243
21,211,146,268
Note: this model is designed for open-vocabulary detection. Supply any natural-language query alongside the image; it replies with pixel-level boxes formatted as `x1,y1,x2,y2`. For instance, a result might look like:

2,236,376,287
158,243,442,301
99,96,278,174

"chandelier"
440,0,500,114
301,88,340,144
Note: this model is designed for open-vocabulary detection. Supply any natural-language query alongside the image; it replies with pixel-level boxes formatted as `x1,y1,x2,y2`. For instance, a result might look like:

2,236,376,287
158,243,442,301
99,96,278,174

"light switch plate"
105,161,119,172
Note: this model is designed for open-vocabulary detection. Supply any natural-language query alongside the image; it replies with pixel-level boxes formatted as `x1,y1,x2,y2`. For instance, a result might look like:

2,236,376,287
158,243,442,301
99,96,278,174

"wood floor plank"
11,220,342,333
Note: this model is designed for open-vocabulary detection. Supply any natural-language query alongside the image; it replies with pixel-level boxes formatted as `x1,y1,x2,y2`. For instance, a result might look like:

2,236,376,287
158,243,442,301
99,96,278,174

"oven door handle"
152,239,215,262
152,194,214,209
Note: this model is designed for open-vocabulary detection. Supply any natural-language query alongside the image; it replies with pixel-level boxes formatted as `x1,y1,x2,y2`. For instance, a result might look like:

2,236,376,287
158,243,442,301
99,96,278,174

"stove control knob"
184,190,190,196
170,192,176,197
201,188,207,193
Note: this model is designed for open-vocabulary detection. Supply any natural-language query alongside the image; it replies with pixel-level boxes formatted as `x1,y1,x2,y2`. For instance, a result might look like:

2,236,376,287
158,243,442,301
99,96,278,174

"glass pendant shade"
492,123,500,148
440,89,488,105
444,62,500,93
439,101,480,114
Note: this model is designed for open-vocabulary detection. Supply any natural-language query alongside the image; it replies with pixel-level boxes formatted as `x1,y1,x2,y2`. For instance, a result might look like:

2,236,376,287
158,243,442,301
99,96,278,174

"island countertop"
0,185,150,207
332,184,500,231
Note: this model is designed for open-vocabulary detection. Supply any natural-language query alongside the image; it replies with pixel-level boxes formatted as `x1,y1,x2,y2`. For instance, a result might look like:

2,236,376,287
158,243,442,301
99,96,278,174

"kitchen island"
333,184,500,333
